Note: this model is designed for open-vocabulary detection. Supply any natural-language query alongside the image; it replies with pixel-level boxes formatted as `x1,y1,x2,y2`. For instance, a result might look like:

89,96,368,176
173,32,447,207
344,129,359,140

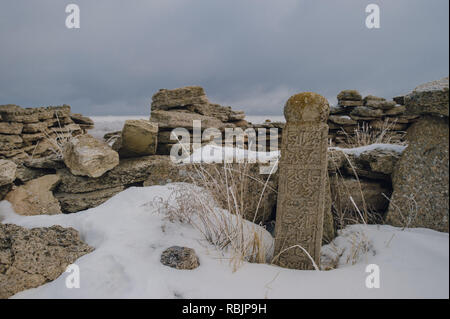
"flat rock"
404,77,449,117
329,115,357,126
0,122,23,135
55,186,124,213
150,110,226,130
151,86,209,110
350,106,384,118
5,175,62,216
57,155,170,193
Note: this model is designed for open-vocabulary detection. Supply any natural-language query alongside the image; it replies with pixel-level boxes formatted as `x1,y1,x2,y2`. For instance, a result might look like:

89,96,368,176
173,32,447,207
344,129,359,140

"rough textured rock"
350,106,384,118
337,90,362,101
384,105,406,116
160,246,200,270
0,160,17,187
57,155,170,193
55,186,124,213
23,155,65,170
5,175,62,216
329,115,357,126
330,177,390,214
118,120,158,158
63,134,119,178
387,116,449,232
351,149,402,180
0,223,93,299
151,110,225,130
0,122,23,135
152,86,209,110
365,100,396,110
404,77,449,117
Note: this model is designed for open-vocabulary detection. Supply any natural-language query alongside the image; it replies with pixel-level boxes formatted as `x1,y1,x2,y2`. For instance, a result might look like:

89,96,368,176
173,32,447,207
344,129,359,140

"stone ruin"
0,104,94,161
150,86,248,154
328,90,418,146
0,77,448,291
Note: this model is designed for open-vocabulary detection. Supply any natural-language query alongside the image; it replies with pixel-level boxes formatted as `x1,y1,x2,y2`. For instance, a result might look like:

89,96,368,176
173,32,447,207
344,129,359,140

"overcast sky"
0,0,448,115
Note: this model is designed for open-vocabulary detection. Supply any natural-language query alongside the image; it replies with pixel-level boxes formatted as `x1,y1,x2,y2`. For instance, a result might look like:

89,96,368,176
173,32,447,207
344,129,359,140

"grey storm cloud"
0,0,448,115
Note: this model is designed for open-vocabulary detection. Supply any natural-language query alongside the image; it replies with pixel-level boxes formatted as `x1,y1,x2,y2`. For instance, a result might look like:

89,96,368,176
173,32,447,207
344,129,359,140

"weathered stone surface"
365,100,396,110
337,100,363,107
57,155,169,193
345,149,402,181
329,115,357,126
404,77,449,117
55,186,124,214
0,134,23,146
0,123,23,135
151,110,225,130
22,122,48,134
350,106,384,118
358,149,402,176
330,177,390,214
63,134,119,178
0,223,93,299
274,92,329,270
370,120,408,131
387,116,449,232
70,113,94,126
328,149,346,173
363,95,385,104
23,155,65,170
337,90,362,101
5,175,62,216
160,246,200,270
118,120,158,158
384,105,406,116
14,165,52,184
152,86,209,110
329,106,347,115
0,160,17,187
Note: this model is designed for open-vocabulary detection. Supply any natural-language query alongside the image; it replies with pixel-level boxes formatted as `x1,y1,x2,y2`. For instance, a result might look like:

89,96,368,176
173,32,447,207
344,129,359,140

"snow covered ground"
0,184,448,299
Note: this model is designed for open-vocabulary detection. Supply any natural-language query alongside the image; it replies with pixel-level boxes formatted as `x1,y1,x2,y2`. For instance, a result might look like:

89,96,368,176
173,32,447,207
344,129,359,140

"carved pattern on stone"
274,92,329,270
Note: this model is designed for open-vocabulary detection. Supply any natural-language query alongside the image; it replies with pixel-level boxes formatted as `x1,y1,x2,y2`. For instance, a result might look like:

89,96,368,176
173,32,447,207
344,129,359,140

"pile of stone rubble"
0,105,94,161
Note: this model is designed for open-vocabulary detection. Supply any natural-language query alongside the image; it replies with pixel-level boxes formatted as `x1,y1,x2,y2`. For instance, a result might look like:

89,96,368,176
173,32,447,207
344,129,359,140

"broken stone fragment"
118,119,158,158
5,174,62,216
62,134,119,178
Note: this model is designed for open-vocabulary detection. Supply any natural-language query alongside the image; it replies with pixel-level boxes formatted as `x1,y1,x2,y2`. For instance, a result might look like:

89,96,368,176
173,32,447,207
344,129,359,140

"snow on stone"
329,143,407,157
